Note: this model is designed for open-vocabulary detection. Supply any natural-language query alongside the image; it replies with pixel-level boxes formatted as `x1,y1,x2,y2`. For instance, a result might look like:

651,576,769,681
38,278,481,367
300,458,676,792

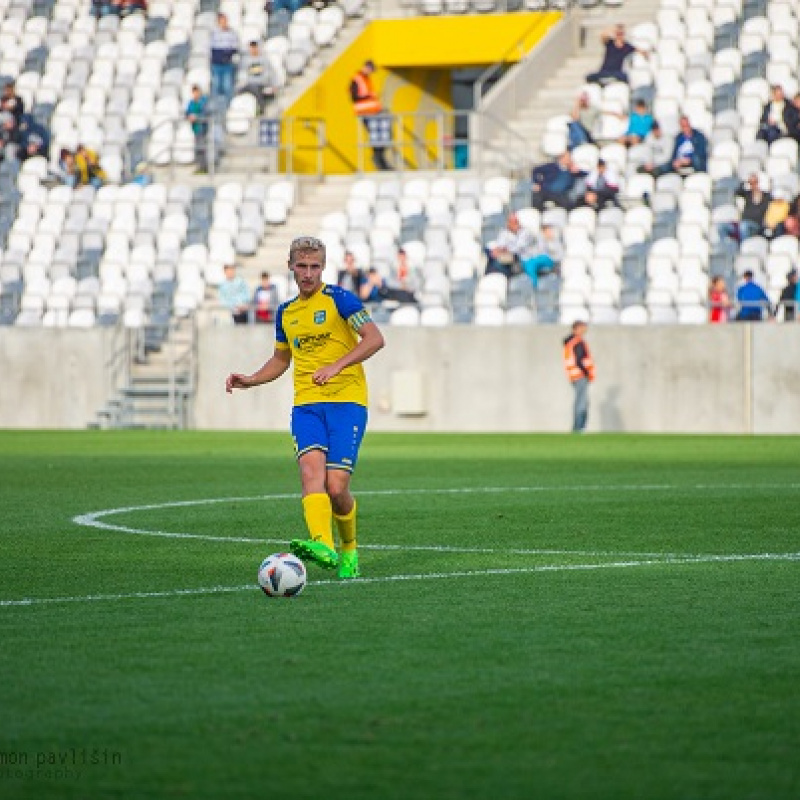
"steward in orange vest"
349,60,391,171
563,320,594,432
349,61,383,116
563,321,595,383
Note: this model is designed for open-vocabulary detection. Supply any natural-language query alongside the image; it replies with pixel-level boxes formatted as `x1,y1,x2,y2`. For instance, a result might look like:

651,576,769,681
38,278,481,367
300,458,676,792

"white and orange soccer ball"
257,553,307,598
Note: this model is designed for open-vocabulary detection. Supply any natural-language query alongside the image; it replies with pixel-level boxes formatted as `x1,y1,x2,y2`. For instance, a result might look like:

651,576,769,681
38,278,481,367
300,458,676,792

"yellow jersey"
275,284,372,407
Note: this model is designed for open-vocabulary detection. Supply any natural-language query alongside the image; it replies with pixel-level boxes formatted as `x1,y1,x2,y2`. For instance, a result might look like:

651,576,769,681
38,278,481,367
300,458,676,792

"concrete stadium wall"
0,328,111,429
1,326,798,432
196,325,800,434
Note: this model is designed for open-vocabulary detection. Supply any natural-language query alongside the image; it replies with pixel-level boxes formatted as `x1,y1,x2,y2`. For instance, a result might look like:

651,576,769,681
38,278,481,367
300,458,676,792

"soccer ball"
257,553,307,598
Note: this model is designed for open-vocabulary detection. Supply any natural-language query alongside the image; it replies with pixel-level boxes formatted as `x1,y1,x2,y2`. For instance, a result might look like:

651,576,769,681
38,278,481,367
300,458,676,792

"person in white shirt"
484,213,538,278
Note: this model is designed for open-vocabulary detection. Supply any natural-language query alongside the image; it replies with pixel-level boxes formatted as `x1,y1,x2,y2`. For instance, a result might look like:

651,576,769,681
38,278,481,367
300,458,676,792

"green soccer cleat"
337,550,360,580
289,539,339,571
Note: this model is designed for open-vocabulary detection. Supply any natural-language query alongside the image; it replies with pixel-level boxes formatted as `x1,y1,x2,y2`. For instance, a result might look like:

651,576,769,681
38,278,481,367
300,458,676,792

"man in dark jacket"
640,115,707,177
778,268,799,322
757,85,799,144
531,151,587,210
17,114,50,161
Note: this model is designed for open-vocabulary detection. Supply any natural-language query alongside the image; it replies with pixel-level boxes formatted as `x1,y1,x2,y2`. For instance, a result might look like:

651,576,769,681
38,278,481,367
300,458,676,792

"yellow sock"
302,493,334,550
334,500,357,553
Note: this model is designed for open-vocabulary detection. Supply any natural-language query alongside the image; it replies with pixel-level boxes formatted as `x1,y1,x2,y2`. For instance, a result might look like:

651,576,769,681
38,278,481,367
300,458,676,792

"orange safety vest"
563,334,595,382
351,71,382,116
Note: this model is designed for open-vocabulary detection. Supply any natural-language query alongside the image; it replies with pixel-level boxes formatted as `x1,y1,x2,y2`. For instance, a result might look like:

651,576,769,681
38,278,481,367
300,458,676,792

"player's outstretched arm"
312,321,384,386
226,348,292,393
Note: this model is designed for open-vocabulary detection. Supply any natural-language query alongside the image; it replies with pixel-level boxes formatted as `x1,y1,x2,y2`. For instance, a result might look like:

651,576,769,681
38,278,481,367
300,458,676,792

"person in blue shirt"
218,263,251,324
735,270,771,322
185,85,209,172
619,100,654,146
640,116,707,177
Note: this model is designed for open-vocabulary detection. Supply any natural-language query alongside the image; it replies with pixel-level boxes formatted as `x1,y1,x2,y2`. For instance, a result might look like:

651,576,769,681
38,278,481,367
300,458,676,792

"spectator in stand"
0,111,20,162
92,0,115,14
338,250,366,295
270,0,307,13
718,174,771,245
581,159,620,209
51,148,77,186
586,24,648,85
777,268,799,322
237,41,276,114
253,271,278,324
186,85,209,173
709,276,732,323
641,120,671,168
521,224,563,289
359,267,416,305
757,85,798,145
619,99,654,146
639,115,707,177
394,248,415,291
119,0,148,15
791,92,800,142
17,114,50,162
763,188,791,237
210,12,240,108
219,263,251,324
774,211,800,239
485,212,537,278
735,270,771,322
0,81,24,128
530,151,587,211
567,91,599,150
74,144,106,188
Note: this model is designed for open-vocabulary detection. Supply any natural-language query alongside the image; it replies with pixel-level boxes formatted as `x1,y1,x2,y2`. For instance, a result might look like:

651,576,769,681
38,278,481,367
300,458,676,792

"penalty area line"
3,551,800,608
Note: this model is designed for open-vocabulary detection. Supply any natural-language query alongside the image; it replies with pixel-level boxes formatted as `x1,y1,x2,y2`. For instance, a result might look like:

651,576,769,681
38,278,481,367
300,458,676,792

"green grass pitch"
0,431,799,800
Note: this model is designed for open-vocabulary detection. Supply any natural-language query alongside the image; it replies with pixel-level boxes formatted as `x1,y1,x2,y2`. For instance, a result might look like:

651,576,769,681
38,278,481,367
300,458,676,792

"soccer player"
225,236,384,579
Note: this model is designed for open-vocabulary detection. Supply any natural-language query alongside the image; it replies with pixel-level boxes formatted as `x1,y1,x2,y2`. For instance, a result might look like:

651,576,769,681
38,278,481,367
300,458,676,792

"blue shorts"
290,402,368,473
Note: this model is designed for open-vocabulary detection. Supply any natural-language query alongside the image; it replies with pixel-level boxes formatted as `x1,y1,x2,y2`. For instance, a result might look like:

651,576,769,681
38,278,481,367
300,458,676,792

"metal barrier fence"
141,113,327,179
354,109,531,176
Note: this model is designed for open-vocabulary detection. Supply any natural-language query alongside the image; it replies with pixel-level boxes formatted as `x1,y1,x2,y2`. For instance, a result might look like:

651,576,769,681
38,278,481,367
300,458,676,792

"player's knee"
298,458,326,493
326,473,352,511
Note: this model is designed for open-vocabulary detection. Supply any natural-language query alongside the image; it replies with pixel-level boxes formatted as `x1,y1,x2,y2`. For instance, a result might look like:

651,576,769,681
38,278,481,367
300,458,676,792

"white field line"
3,552,800,608
71,483,800,558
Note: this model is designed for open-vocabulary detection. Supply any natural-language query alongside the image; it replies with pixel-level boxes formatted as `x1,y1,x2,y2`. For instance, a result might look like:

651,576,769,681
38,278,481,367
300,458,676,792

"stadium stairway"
94,318,196,430
214,14,369,174
239,175,362,278
485,0,662,166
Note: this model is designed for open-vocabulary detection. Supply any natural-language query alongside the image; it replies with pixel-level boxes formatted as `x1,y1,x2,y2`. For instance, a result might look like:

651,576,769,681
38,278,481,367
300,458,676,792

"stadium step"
94,318,197,430
479,0,662,166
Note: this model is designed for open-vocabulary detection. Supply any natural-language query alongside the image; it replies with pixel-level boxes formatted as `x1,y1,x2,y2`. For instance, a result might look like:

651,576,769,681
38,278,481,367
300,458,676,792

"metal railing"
355,109,532,176
97,316,198,429
138,113,328,179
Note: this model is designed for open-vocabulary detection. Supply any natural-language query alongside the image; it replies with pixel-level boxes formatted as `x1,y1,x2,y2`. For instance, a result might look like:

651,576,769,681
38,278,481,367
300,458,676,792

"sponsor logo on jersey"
293,332,332,353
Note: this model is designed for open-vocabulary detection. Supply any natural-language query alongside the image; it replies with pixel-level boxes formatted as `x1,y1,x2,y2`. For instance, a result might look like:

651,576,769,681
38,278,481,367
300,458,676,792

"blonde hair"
288,236,326,266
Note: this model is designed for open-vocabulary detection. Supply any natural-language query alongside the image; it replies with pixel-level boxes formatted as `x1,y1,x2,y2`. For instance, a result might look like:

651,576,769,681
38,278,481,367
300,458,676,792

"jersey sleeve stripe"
349,309,372,331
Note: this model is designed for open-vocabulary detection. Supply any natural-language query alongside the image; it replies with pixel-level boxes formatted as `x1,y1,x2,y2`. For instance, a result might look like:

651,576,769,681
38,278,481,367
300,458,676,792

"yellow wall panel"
372,12,561,68
283,13,561,174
